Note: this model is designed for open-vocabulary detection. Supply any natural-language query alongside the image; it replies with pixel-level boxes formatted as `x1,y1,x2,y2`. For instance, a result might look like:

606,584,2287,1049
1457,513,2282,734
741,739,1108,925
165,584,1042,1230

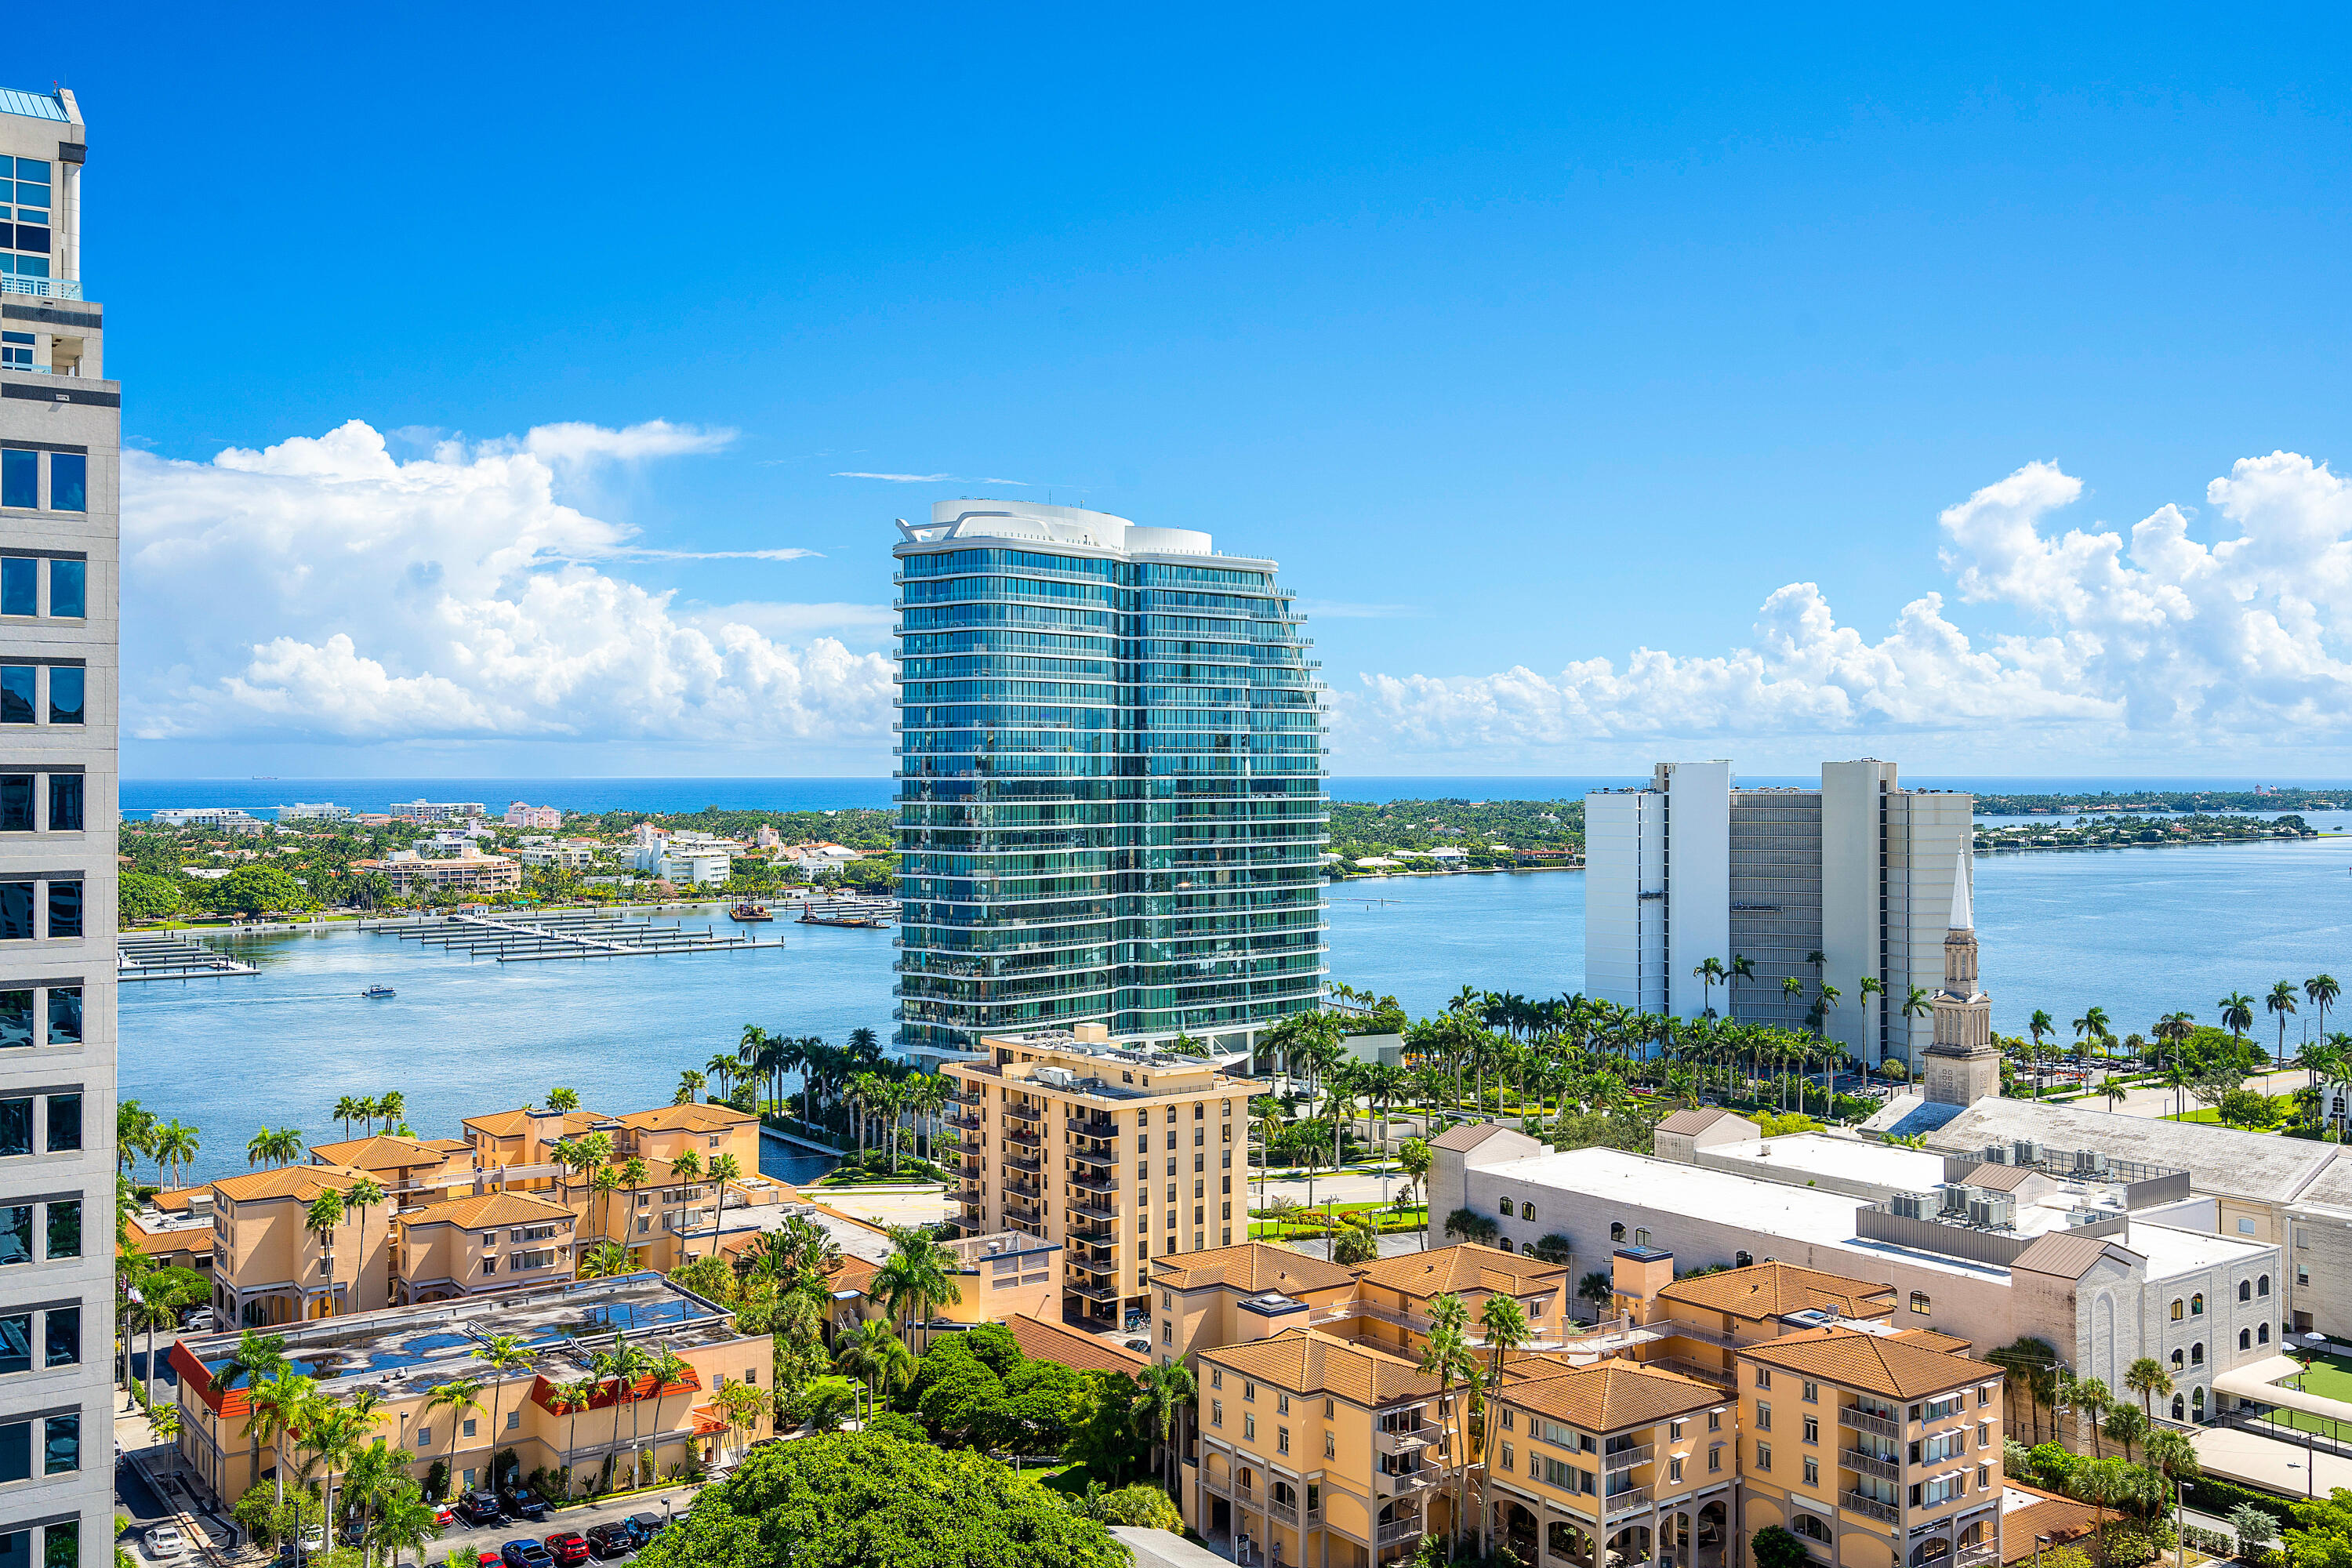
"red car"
543,1534,592,1567
476,1555,499,1568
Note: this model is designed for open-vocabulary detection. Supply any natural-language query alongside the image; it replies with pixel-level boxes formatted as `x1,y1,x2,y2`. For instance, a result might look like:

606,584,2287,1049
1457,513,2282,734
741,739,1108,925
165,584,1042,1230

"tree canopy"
634,1432,1125,1568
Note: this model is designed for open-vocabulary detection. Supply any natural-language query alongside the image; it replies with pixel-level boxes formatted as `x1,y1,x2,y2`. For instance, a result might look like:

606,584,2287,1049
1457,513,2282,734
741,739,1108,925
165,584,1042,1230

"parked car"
143,1526,186,1562
502,1488,550,1524
499,1541,554,1568
432,1504,456,1529
180,1308,214,1332
583,1523,635,1560
474,1555,498,1568
626,1515,668,1544
542,1533,590,1567
1123,1338,1150,1353
455,1491,504,1527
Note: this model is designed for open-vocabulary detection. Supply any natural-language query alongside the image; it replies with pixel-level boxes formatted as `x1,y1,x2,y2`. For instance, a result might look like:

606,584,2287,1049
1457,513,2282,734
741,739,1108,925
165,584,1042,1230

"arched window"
1635,1228,1652,1247
2192,1387,2206,1417
1524,1203,1536,1223
1792,1515,1833,1544
1910,1292,1932,1316
2260,1323,2272,1345
1958,1524,1985,1550
2169,1299,2184,1322
1610,1222,1626,1243
2169,1348,2184,1370
1500,1199,1515,1218
2239,1280,2252,1302
2260,1275,2271,1298
1499,1240,1515,1254
1735,1251,1753,1269
2171,1395,2186,1420
2190,1294,2205,1316
2241,1330,2252,1351
2191,1343,2205,1366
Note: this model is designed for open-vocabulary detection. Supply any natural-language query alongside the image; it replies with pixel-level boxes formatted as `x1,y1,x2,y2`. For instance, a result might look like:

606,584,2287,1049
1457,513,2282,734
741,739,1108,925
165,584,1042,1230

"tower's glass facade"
893,502,1326,1056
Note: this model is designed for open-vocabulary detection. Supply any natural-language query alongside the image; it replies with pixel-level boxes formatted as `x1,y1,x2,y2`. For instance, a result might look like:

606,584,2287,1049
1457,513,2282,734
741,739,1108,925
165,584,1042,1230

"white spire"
1947,849,1973,931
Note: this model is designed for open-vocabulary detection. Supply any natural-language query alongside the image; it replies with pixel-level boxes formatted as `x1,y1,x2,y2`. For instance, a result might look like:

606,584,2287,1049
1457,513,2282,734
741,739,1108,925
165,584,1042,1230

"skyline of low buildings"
0,82,110,1568
893,499,1327,1061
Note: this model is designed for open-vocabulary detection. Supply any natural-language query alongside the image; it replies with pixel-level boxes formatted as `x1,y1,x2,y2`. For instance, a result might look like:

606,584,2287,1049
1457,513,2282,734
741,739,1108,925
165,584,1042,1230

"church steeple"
1924,851,1997,1106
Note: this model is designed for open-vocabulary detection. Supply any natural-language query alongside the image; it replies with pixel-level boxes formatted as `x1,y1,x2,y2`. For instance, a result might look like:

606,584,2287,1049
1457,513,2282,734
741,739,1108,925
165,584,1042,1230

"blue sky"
34,5,2352,776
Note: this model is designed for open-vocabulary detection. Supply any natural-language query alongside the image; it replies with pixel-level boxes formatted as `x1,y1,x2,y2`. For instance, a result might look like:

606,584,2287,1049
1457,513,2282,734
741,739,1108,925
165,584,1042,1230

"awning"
690,1403,728,1436
2214,1354,2347,1421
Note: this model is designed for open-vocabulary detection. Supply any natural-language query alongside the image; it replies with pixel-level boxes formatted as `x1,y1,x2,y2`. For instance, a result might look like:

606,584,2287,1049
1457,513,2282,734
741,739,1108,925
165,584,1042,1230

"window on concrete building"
47,561,81,619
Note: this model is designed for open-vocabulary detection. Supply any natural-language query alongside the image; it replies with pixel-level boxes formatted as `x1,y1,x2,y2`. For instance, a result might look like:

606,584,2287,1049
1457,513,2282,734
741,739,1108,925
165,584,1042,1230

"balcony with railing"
1070,1196,1117,1220
1071,1145,1119,1167
1374,1468,1432,1497
1374,1425,1432,1456
1004,1152,1044,1176
1069,1172,1120,1196
1004,1102,1047,1124
1602,1486,1651,1519
1068,1116,1121,1138
1838,1406,1904,1441
1602,1444,1653,1472
1841,1491,1900,1525
1839,1449,1900,1482
0,276,81,302
1377,1519,1424,1548
1005,1127,1044,1152
1269,1498,1299,1526
1069,1280,1123,1305
1072,1252,1119,1276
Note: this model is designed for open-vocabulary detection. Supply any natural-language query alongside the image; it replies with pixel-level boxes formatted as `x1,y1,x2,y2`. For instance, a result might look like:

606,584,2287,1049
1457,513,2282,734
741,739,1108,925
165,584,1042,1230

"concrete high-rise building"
0,86,114,1568
1584,760,1972,1069
894,501,1326,1060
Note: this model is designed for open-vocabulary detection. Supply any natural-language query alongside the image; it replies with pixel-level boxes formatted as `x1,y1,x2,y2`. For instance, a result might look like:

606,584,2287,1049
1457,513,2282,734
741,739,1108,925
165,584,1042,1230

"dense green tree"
118,873,183,924
1751,1526,1809,1568
215,865,314,916
1058,1371,1148,1486
633,1432,1123,1568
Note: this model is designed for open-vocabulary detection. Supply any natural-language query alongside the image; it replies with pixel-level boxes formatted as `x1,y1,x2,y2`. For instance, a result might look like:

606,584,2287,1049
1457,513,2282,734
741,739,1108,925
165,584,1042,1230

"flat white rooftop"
1708,1132,1947,1191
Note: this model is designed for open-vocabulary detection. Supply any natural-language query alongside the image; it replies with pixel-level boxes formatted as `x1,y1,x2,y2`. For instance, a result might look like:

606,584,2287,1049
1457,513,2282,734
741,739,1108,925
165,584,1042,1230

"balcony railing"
1004,1153,1043,1176
1602,1486,1651,1518
1603,1443,1653,1472
1841,1491,1900,1525
1069,1173,1119,1195
1071,1146,1118,1167
0,276,81,302
1068,1116,1120,1138
1004,1103,1047,1123
1377,1520,1424,1547
1269,1500,1299,1525
1070,1197,1116,1220
1374,1468,1432,1497
1838,1406,1904,1440
1374,1427,1432,1455
1840,1448,1901,1482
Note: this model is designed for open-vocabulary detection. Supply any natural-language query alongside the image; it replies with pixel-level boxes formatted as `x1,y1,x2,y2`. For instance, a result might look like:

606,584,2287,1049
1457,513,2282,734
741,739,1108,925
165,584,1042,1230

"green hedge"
2185,1476,2296,1529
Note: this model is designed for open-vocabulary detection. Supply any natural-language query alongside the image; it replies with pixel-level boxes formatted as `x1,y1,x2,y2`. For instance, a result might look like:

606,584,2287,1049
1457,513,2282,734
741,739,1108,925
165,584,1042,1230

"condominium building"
503,802,563,829
944,1025,1269,1327
389,800,488,823
354,848,521,897
170,1274,773,1508
893,500,1327,1061
0,84,111,1568
1584,760,1972,1069
1736,1326,2004,1568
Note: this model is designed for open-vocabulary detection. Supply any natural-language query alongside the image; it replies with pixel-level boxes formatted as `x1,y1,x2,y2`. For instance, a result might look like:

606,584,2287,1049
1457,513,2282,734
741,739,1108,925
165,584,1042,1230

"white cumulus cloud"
1345,451,2352,765
122,419,894,748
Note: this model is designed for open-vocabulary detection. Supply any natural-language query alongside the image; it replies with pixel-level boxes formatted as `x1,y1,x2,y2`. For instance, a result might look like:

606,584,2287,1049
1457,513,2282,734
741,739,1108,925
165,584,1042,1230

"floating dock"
792,895,899,927
118,932,260,981
361,910,784,962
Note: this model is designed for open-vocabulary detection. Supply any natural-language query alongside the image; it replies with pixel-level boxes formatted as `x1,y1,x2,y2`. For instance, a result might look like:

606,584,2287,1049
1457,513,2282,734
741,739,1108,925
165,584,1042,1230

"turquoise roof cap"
0,89,68,125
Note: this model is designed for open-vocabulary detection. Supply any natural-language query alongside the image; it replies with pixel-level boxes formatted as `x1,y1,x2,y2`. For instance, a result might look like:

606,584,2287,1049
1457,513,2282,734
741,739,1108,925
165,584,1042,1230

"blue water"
116,779,2352,1185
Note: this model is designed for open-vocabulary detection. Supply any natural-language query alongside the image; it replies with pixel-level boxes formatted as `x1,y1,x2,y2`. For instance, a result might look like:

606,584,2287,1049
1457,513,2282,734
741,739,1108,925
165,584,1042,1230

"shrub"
424,1460,448,1502
1087,1485,1181,1530
2185,1477,2296,1530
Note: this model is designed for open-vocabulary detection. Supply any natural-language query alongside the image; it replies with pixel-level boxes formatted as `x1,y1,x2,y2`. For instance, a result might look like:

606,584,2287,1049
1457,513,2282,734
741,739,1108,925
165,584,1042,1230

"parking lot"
430,1494,694,1564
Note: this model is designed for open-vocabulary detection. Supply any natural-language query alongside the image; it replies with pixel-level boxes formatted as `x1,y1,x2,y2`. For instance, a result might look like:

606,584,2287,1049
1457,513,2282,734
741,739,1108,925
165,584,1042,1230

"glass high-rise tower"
893,501,1325,1058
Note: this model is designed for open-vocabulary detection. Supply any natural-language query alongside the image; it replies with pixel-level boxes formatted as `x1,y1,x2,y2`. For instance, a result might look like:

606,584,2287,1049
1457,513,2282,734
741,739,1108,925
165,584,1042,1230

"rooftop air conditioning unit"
1891,1192,1927,1220
1936,1184,1970,1215
2013,1139,2042,1166
1968,1192,2017,1229
2074,1149,2110,1178
1984,1145,2011,1165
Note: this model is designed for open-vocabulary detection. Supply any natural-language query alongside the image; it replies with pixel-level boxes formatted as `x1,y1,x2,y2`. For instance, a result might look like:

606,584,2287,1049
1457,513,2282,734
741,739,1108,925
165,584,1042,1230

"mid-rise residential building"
944,1025,1269,1327
893,500,1327,1059
147,807,265,833
278,802,349,822
1736,1326,2004,1568
503,802,562,829
1584,760,1972,1069
354,848,521,897
0,83,111,1568
170,1274,772,1509
388,799,488,823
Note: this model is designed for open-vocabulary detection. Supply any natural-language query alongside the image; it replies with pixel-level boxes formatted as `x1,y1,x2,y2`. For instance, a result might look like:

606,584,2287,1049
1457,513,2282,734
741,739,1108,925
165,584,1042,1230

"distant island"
1974,811,2322,852
1972,786,2350,815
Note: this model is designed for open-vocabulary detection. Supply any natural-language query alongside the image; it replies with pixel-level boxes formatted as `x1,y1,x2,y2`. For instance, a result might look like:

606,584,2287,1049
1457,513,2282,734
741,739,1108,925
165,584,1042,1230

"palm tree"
245,1367,318,1526
118,1100,158,1178
376,1091,407,1132
2156,1062,2193,1120
1133,1360,1196,1503
590,1166,622,1243
833,1319,913,1405
1577,1271,1613,1322
669,1151,704,1258
705,1053,739,1100
1399,1137,1432,1247
1780,976,1803,1041
2124,1356,2171,1419
2103,1403,2147,1462
151,1120,201,1189
547,1087,581,1114
1418,1294,1478,1562
2153,1011,2195,1067
214,1331,292,1495
477,1333,533,1493
551,1377,597,1498
673,1070,706,1107
332,1096,368,1141
873,1228,963,1351
247,1127,305,1168
2074,1377,2112,1457
637,1347,691,1483
2220,991,2256,1046
343,1176,386,1309
620,1156,648,1248
2142,1427,2201,1541
2099,1076,2127,1112
1475,1294,1533,1552
579,1241,632,1279
590,1337,641,1493
2267,982,2300,1068
1692,956,1726,1020
2308,975,2341,1063
305,1189,346,1315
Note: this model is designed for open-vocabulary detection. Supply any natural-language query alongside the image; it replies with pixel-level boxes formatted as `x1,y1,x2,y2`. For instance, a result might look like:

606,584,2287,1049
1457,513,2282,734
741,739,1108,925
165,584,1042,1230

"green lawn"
2259,1352,2352,1441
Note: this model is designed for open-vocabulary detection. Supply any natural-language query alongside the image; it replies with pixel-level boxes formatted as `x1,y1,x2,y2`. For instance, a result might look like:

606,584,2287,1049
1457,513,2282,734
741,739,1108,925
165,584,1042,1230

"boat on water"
728,902,775,923
797,913,890,928
362,985,396,999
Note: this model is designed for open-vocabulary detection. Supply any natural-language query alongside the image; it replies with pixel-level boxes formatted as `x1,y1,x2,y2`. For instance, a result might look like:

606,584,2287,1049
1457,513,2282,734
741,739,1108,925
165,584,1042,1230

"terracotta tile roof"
1655,1261,1898,1323
1352,1243,1570,1301
1740,1326,1993,1400
1201,1327,1439,1407
1890,1328,1973,1355
213,1163,370,1203
1998,1485,2098,1563
308,1134,472,1171
1007,1314,1149,1377
1152,1240,1358,1295
1503,1361,1723,1432
401,1192,576,1229
463,1108,608,1140
614,1103,759,1133
1657,1108,1750,1137
147,1186,204,1214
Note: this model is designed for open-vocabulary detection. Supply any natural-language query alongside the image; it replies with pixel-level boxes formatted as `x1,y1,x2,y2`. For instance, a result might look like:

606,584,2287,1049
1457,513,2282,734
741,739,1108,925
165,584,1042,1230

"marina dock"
118,932,260,981
361,909,785,962
792,895,900,927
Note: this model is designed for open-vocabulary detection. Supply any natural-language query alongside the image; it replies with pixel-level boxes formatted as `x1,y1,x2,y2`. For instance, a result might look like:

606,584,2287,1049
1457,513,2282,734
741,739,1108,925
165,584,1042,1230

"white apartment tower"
1585,760,1972,1070
0,87,114,1568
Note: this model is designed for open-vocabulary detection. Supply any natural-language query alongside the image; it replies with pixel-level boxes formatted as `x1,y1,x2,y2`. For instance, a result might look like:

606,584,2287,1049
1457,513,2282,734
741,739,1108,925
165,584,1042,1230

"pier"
361,909,785,962
118,932,260,982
